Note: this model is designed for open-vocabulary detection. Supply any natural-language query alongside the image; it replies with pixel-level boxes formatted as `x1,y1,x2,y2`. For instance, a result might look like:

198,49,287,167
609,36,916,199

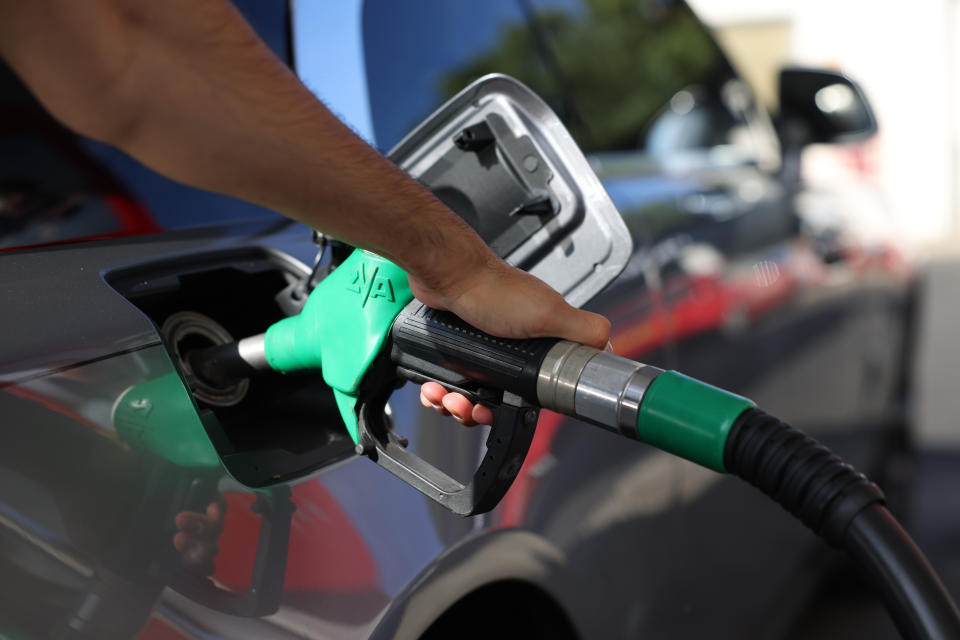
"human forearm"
0,0,489,287
104,11,489,289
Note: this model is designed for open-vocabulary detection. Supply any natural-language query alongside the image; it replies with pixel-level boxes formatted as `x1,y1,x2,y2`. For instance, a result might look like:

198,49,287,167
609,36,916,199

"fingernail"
604,341,614,353
420,393,442,410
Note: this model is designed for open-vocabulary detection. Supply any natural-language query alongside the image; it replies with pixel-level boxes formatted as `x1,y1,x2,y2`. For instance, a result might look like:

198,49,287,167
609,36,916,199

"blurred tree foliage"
440,0,725,154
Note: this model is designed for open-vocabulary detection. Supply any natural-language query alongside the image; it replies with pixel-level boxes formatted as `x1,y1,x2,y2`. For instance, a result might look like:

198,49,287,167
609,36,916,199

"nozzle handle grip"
390,300,558,400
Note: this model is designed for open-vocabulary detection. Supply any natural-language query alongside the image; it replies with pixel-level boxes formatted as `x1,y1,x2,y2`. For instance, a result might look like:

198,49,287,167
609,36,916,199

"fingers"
174,500,226,570
440,391,478,425
174,502,225,539
173,530,209,557
174,531,218,572
420,381,493,426
471,403,495,425
420,381,450,414
174,511,209,539
205,501,225,536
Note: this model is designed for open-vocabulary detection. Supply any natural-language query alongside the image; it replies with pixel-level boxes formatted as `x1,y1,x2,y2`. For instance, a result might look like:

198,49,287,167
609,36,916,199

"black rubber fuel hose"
724,407,960,640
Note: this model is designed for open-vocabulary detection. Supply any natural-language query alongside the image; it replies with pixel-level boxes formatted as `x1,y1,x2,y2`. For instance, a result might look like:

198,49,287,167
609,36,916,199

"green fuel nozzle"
200,247,756,513
240,248,754,473
194,248,874,518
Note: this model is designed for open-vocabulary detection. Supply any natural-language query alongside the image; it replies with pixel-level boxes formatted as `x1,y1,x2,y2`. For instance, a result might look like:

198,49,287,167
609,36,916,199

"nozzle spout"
188,333,269,388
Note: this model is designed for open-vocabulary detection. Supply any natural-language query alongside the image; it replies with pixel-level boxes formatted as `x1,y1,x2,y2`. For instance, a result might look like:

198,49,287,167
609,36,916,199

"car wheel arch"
369,528,575,640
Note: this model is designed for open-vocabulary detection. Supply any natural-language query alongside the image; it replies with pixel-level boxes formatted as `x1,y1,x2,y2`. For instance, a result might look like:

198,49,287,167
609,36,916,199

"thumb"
545,304,610,350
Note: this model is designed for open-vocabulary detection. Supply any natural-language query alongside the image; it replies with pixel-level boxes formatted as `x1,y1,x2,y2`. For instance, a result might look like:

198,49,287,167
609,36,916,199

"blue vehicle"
0,1,921,638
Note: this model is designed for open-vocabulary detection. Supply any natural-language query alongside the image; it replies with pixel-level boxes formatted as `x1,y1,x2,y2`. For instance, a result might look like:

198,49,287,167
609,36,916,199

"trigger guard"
356,387,540,516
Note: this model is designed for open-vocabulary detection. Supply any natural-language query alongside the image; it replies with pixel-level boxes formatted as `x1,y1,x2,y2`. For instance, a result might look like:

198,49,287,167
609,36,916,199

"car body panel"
0,1,914,638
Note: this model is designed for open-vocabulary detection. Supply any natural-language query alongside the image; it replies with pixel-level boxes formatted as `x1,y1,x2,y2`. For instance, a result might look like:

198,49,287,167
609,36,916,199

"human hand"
411,255,611,426
173,501,225,574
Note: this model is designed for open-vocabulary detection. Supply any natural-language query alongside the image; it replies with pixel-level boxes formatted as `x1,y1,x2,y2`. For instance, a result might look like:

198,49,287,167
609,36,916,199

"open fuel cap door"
387,74,632,307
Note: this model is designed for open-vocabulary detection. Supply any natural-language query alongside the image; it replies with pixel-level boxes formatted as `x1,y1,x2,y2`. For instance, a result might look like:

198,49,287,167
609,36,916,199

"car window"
360,0,773,170
0,0,291,251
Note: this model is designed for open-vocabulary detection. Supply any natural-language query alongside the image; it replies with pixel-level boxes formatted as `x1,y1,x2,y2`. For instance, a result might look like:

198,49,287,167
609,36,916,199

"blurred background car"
0,1,954,638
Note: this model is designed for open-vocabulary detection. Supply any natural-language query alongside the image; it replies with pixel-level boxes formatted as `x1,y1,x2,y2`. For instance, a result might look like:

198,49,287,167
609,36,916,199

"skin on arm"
0,0,611,423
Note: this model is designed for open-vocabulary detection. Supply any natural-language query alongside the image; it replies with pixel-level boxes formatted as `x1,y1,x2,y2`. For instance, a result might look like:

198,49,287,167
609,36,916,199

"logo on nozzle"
347,262,396,307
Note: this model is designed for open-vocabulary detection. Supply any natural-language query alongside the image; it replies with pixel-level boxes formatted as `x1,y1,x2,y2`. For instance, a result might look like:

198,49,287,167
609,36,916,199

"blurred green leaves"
441,0,723,153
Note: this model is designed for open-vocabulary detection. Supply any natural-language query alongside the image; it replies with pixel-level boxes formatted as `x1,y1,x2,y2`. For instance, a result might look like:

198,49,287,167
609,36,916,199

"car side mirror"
777,67,878,148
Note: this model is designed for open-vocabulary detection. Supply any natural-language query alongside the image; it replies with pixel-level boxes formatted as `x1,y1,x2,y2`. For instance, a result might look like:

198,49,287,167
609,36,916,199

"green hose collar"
637,370,755,473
